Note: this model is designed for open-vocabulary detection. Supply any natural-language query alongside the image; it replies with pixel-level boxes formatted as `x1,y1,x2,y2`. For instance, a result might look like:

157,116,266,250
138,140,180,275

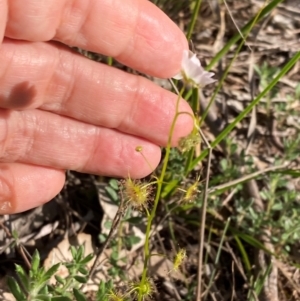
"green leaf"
111,247,119,261
124,216,143,224
161,179,180,198
108,179,119,190
233,230,272,254
234,236,251,273
253,263,272,296
96,281,106,300
220,158,228,171
124,235,141,248
278,169,300,177
295,83,300,99
31,250,41,274
35,294,51,301
70,246,77,260
80,253,94,265
64,263,73,269
74,276,87,283
7,277,26,301
42,263,60,282
105,186,119,202
272,203,283,211
103,220,112,230
54,275,65,285
76,245,84,261
12,230,19,240
39,285,49,295
51,297,72,301
98,233,107,243
96,280,112,301
73,288,87,301
78,267,89,275
15,264,29,291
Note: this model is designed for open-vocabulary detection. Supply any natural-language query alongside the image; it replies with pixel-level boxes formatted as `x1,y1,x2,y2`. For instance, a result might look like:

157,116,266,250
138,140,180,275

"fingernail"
0,176,13,214
0,200,12,214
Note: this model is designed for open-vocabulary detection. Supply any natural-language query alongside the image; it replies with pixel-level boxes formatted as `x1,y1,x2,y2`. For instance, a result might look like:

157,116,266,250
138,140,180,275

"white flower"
173,50,216,88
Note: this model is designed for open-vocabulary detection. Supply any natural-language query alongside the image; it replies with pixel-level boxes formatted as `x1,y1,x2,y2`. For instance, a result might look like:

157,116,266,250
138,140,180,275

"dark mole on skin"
0,82,36,109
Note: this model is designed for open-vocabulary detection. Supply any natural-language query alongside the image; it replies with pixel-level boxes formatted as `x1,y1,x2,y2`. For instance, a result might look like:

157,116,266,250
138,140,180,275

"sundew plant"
6,1,300,301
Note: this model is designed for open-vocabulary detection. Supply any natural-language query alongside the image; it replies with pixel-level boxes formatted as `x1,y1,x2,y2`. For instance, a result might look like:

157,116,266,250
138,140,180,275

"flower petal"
172,50,216,88
196,72,216,86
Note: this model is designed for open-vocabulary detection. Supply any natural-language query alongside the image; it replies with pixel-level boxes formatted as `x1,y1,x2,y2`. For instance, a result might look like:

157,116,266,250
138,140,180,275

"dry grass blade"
196,126,212,301
88,189,126,280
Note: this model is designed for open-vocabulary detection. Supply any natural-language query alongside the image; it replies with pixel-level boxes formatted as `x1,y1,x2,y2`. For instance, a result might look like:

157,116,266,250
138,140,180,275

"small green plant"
7,246,93,301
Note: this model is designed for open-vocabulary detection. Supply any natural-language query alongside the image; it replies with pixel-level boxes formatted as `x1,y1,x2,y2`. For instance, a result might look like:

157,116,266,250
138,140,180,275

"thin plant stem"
208,163,288,195
196,126,212,301
204,218,231,300
138,85,184,301
88,191,126,280
18,245,31,270
184,88,199,174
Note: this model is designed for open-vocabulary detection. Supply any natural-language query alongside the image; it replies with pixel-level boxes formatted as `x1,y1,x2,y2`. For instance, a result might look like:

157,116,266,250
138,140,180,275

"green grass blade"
204,218,231,300
186,0,202,41
190,51,300,170
206,0,284,70
200,0,279,127
234,235,251,273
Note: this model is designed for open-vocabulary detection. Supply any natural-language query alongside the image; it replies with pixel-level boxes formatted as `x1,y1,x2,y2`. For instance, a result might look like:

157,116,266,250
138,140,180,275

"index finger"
4,0,188,77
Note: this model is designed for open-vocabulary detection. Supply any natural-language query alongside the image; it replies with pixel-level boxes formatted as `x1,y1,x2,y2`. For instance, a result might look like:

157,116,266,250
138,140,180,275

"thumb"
0,163,65,214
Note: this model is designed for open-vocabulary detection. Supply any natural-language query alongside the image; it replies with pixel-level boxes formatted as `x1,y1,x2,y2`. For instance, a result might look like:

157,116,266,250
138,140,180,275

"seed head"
122,177,152,211
129,277,155,299
107,289,126,301
182,181,199,204
178,131,201,153
173,248,187,272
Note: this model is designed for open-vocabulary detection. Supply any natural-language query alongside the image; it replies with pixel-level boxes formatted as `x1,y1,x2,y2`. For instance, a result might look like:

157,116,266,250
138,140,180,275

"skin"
0,0,193,214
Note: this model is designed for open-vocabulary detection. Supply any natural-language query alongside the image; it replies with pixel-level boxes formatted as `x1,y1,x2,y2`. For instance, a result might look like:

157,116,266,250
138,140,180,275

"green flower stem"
138,89,184,301
184,88,198,174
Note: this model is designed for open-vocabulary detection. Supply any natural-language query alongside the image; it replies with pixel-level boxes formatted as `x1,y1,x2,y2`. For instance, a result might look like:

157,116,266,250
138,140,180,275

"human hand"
0,0,193,214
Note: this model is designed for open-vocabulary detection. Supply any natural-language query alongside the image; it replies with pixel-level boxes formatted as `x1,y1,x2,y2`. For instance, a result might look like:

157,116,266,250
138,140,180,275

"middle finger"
0,39,193,146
